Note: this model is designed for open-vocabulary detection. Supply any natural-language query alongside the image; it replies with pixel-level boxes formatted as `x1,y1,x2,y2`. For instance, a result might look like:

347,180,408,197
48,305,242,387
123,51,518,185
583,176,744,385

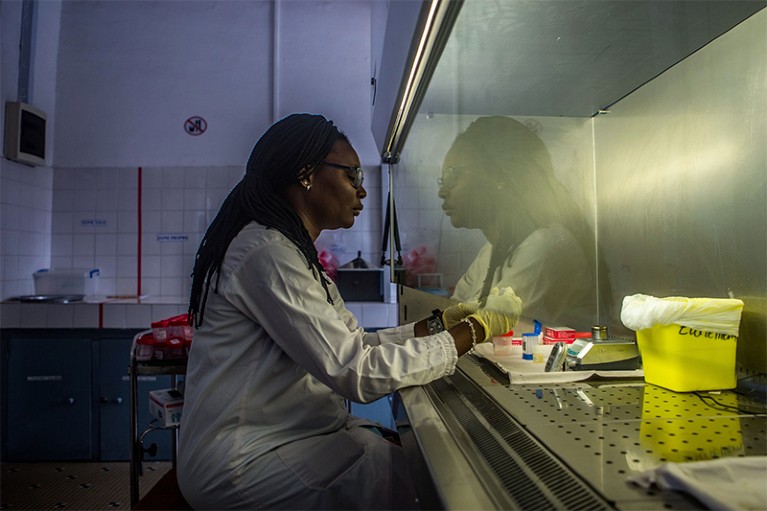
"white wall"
1,0,385,300
1,0,61,299
52,0,379,168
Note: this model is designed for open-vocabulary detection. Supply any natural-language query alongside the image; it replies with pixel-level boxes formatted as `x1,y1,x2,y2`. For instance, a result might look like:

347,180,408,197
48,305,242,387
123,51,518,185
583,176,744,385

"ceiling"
419,0,766,117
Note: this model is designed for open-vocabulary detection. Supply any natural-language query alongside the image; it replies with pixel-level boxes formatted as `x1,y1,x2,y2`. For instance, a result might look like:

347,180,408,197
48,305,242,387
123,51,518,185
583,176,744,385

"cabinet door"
99,337,173,461
6,337,92,460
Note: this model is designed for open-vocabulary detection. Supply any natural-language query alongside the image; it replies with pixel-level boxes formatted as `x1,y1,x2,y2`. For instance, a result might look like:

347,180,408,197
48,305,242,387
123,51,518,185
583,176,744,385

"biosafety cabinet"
373,1,767,509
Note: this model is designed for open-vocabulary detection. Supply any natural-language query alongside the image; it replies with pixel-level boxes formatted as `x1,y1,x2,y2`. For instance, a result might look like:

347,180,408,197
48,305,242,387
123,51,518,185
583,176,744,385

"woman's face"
301,139,367,236
438,141,494,230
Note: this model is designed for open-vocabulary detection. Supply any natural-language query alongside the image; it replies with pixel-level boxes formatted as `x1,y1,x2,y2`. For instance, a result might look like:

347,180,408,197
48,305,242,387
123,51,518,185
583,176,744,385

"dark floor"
0,461,171,510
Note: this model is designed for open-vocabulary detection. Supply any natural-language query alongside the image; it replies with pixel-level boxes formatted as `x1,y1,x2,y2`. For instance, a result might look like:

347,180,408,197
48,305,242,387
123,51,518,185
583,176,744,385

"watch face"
427,316,445,334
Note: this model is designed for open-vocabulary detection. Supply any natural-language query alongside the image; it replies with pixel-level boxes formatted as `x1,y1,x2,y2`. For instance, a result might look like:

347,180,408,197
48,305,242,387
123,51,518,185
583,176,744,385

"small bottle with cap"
522,320,543,361
592,325,608,341
522,333,538,360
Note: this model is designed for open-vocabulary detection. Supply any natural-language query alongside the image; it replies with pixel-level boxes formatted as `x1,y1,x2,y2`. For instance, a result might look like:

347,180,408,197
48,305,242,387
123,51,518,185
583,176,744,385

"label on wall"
81,219,107,226
157,233,188,242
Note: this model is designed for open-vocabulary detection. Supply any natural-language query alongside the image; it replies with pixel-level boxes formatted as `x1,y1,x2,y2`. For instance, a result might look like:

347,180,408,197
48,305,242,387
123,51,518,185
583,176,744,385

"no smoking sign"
184,116,207,136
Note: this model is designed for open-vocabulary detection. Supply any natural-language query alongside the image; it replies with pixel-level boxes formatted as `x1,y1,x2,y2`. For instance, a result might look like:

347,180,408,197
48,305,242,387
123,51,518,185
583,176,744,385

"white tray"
472,342,644,384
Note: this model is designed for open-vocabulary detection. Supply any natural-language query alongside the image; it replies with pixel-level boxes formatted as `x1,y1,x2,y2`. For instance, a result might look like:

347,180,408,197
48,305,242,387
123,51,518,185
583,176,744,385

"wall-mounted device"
4,101,47,167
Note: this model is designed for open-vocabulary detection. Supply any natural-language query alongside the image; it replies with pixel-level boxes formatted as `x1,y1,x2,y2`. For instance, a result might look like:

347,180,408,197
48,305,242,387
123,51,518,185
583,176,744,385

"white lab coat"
452,224,594,326
177,222,458,509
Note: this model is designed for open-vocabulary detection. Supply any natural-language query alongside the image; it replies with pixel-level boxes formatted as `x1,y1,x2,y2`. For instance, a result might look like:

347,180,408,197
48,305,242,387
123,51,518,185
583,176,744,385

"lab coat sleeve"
363,323,417,346
221,238,457,403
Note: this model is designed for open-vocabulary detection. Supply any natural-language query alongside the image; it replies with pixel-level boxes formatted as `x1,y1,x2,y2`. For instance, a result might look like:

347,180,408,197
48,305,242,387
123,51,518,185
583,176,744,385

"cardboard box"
149,389,184,427
543,335,575,345
544,326,575,339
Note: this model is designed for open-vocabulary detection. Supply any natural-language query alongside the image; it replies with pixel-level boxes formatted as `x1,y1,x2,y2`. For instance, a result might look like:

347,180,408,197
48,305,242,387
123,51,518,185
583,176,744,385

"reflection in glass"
437,116,602,325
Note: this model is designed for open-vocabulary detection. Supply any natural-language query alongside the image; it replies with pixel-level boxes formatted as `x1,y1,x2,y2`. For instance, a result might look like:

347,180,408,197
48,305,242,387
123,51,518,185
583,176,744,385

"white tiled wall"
42,167,381,298
2,164,383,302
0,161,54,299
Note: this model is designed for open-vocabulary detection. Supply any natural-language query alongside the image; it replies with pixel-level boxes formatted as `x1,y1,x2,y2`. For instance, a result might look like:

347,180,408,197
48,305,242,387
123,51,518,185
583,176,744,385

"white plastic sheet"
621,294,744,337
629,457,767,511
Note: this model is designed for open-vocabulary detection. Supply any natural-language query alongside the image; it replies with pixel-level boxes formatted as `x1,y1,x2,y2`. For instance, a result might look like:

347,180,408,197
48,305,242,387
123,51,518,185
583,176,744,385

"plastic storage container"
33,268,100,296
135,332,156,361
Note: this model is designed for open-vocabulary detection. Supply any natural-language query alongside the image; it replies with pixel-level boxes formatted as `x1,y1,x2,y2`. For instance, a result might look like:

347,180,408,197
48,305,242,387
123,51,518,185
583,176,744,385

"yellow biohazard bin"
623,295,744,392
636,324,738,391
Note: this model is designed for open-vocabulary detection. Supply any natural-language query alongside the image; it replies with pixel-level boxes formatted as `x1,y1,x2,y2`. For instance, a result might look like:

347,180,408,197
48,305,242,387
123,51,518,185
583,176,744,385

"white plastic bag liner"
628,456,767,511
621,294,744,337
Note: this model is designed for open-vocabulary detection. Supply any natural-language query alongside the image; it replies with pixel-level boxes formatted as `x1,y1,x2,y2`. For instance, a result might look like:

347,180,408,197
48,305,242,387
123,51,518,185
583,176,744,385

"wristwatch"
426,309,445,335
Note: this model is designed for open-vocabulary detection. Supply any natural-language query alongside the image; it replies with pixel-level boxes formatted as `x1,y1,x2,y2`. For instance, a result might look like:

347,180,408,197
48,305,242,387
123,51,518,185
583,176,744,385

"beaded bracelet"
461,317,478,349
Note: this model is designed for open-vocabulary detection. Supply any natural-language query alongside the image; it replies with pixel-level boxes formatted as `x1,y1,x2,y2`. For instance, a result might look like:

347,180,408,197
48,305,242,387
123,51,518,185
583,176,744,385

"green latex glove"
442,301,480,330
467,287,523,341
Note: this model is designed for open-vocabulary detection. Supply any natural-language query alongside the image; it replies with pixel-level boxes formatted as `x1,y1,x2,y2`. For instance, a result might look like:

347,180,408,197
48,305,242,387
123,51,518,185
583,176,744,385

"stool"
133,468,192,510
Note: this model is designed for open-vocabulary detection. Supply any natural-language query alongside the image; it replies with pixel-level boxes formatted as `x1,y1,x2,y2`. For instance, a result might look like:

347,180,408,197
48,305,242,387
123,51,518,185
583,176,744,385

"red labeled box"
544,326,575,339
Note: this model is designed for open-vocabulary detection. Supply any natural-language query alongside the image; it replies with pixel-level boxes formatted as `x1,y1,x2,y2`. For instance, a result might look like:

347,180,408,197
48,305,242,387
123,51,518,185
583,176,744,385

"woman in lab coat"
438,116,610,326
178,113,520,510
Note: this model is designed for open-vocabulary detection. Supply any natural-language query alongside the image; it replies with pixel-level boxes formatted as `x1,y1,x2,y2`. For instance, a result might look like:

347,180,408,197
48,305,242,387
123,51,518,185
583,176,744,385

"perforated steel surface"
456,355,767,509
429,374,612,510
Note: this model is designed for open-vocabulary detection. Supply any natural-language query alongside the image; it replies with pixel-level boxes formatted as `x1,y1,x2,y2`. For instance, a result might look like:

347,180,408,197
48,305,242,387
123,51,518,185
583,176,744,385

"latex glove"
442,301,480,330
468,287,522,341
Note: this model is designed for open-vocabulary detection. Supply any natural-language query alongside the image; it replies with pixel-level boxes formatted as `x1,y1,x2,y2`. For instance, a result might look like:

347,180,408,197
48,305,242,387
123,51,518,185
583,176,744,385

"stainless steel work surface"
398,355,767,510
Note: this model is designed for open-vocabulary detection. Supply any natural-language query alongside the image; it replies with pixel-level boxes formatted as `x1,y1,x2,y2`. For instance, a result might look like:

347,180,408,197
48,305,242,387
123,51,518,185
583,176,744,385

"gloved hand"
442,301,480,330
467,287,522,341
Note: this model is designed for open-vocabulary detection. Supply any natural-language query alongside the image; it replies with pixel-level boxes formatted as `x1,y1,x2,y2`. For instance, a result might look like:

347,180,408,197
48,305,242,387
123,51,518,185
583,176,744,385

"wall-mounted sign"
184,116,207,136
81,219,107,226
157,233,189,242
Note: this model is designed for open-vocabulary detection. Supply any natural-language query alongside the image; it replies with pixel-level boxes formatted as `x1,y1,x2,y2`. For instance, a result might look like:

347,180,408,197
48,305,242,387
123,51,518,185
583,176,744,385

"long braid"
188,114,346,327
477,238,514,307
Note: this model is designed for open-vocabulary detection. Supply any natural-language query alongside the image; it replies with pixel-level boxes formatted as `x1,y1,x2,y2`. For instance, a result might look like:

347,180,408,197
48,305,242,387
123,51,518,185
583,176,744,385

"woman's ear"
297,165,315,191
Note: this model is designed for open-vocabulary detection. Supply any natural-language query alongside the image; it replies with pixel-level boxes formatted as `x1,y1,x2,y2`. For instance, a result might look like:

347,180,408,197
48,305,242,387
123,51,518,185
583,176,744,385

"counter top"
0,299,397,330
396,355,767,510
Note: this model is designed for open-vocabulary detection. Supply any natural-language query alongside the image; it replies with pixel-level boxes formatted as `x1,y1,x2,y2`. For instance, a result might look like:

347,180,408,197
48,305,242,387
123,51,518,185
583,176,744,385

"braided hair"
188,113,348,327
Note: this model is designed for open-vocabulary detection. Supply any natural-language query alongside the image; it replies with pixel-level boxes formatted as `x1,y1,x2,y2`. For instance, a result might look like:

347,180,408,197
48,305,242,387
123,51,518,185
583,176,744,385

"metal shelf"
129,330,187,507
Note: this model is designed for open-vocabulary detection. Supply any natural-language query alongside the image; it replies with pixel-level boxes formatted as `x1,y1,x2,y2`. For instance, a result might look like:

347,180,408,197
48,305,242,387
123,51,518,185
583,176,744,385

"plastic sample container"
522,332,539,361
492,331,520,356
168,315,193,342
135,332,156,361
636,324,738,391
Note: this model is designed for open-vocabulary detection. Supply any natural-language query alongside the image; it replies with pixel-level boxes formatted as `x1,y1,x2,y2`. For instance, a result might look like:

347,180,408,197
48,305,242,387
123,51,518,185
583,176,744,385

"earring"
301,180,311,191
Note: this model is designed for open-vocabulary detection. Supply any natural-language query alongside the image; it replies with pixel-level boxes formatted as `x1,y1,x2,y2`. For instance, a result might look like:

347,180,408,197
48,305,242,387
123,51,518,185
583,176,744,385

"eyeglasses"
437,166,468,190
323,161,365,189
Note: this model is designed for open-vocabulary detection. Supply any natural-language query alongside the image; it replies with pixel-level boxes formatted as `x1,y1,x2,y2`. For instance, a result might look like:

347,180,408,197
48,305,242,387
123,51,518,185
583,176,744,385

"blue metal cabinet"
0,329,175,462
4,336,93,461
98,337,172,461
